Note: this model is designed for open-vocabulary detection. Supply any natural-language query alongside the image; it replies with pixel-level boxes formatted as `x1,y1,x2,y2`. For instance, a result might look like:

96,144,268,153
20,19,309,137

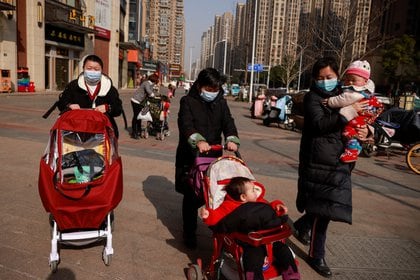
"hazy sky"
183,0,245,71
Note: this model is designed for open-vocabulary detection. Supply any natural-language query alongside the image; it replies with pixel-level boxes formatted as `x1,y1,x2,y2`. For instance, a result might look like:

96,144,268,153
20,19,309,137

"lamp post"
249,0,258,104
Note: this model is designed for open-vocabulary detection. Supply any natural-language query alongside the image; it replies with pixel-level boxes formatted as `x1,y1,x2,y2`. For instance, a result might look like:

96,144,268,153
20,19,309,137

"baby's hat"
345,60,371,80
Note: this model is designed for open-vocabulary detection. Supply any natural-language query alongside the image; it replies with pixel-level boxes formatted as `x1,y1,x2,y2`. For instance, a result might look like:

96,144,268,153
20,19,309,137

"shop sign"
95,0,111,39
45,24,84,47
143,61,157,71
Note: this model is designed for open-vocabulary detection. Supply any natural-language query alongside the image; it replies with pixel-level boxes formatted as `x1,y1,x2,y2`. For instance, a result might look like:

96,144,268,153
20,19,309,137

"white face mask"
84,70,102,84
200,90,219,102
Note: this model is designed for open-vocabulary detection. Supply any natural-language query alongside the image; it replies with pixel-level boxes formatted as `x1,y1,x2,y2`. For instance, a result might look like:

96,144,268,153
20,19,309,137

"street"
0,89,419,280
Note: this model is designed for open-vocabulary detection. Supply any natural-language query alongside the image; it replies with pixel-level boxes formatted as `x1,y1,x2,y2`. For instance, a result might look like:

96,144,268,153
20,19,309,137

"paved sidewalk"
0,90,419,279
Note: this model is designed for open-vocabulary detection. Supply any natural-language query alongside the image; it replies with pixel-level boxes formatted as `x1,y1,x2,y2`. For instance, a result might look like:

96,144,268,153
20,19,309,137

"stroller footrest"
61,230,107,241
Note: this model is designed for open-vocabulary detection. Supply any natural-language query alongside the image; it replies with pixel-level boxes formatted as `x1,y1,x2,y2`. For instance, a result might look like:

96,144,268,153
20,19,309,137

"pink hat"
345,60,371,80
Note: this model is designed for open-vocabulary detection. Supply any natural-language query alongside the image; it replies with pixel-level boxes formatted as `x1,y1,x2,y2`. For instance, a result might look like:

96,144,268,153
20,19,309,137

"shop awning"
45,20,96,34
0,1,15,10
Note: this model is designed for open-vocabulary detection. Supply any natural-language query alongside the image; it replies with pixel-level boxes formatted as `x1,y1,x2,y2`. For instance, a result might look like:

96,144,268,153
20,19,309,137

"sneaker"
340,149,358,163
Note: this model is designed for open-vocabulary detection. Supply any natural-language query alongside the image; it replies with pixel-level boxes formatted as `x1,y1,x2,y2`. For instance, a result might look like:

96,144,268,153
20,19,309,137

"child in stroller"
200,176,300,280
187,154,299,280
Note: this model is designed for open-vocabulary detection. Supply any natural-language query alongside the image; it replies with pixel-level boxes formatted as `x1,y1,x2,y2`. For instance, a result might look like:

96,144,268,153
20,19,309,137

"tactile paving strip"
327,236,420,279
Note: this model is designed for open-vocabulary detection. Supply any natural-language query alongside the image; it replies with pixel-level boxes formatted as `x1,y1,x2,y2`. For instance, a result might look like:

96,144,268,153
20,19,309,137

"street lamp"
249,0,258,104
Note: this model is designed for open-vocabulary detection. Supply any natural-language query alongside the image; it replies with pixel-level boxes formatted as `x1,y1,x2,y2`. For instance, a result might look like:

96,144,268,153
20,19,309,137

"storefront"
44,0,95,90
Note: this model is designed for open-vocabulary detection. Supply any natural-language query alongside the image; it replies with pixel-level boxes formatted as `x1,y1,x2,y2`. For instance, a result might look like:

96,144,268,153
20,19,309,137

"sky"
183,0,245,71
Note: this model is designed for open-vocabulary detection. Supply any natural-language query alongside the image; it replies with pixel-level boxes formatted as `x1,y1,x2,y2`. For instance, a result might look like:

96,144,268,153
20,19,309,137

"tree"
381,35,420,94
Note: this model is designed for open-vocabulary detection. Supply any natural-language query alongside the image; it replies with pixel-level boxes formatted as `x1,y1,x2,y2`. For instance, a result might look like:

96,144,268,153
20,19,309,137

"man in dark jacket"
175,68,240,249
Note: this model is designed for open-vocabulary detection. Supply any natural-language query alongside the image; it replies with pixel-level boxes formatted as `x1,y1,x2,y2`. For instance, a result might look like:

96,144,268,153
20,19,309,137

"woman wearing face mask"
175,67,240,249
293,57,368,278
57,54,123,137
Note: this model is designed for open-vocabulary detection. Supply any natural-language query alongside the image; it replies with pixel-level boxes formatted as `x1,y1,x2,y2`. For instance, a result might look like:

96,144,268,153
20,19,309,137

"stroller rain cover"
38,110,123,230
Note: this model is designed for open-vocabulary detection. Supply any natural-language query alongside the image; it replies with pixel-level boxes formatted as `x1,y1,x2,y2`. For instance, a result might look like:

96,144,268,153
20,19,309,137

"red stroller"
38,110,123,272
187,150,298,280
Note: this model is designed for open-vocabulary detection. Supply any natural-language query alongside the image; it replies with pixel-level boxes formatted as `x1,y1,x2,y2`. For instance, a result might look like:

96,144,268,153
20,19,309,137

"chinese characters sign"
45,24,84,48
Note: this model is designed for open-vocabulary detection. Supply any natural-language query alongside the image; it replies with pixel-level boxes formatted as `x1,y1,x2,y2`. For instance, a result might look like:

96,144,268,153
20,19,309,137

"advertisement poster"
95,0,111,39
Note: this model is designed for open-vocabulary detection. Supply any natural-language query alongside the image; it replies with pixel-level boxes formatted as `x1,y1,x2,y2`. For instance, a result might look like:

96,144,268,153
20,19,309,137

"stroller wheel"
187,264,202,280
50,260,58,273
102,249,112,266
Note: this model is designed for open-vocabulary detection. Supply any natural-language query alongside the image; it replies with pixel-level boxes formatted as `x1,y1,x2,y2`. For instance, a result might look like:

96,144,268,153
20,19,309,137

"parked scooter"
362,107,420,157
261,95,295,130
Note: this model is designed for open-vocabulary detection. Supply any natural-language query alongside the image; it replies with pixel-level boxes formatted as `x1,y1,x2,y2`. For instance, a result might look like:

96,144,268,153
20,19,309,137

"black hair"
195,67,224,89
311,57,339,79
225,176,252,201
83,54,103,69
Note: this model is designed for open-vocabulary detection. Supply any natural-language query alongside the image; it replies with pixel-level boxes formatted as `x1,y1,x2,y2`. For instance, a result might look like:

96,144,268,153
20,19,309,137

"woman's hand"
196,141,211,153
226,141,238,152
352,100,369,112
95,104,107,113
68,104,81,110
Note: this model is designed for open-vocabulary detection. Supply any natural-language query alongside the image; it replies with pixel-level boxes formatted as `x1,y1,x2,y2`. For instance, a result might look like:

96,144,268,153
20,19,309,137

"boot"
340,148,359,163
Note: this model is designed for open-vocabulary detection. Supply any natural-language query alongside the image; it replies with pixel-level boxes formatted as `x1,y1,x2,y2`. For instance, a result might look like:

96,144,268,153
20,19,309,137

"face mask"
200,90,219,102
84,70,102,84
316,78,338,92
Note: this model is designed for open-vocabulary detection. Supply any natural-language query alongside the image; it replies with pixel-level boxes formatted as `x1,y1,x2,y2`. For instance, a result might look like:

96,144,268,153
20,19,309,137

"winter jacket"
174,85,239,193
204,194,285,227
211,201,289,234
297,85,354,224
132,80,155,104
57,74,123,137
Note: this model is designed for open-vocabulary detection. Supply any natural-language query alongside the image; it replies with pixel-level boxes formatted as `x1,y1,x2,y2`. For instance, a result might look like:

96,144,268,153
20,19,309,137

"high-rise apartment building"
144,0,185,75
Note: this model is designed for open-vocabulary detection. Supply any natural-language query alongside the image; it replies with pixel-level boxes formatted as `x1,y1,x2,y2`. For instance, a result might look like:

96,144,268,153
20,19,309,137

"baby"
327,60,383,163
200,177,299,280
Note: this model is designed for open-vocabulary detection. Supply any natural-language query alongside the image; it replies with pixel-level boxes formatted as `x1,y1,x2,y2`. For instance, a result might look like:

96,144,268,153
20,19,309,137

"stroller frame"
49,212,114,271
187,154,294,280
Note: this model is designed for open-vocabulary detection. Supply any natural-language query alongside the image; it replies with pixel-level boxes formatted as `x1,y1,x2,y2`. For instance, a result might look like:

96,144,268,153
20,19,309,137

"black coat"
175,86,238,192
57,74,123,137
212,202,288,233
297,85,354,224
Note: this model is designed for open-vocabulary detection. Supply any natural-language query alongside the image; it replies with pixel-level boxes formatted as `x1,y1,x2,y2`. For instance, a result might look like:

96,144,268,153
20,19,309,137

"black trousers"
294,213,330,259
131,100,142,136
182,185,204,235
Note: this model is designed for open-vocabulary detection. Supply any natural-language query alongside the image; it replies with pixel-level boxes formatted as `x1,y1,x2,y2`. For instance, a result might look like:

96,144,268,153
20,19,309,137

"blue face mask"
84,70,102,84
316,78,338,92
200,90,219,102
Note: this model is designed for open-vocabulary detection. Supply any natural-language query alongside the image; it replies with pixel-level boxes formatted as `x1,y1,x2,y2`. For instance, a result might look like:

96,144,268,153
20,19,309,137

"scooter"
261,95,295,130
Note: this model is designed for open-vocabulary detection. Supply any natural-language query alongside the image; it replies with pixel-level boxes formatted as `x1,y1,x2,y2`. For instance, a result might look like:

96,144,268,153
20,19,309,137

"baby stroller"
187,148,297,280
138,96,170,140
38,110,123,272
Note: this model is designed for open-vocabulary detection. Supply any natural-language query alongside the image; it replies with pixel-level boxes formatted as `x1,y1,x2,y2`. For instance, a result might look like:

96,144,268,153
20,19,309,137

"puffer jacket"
175,84,239,192
296,85,354,224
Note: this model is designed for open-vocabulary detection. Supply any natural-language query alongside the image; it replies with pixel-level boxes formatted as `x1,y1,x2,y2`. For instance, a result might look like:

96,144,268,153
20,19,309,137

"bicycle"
406,142,420,175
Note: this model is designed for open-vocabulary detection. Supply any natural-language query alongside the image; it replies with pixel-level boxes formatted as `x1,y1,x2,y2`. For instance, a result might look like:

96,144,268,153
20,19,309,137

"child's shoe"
340,149,359,163
281,265,301,280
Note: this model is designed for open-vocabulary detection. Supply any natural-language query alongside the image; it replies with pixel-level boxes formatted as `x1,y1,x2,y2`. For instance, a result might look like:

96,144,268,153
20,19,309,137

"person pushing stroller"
200,177,300,280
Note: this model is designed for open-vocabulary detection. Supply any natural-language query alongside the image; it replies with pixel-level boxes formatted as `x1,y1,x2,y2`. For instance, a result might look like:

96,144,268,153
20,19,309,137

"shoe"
340,149,358,163
307,257,332,278
281,265,301,280
183,233,197,249
131,134,139,139
293,227,311,246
